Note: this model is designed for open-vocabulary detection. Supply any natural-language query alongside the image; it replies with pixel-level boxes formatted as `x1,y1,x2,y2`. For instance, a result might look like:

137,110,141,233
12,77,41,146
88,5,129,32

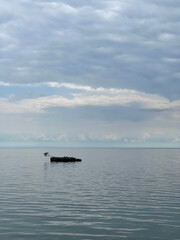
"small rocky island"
44,152,82,162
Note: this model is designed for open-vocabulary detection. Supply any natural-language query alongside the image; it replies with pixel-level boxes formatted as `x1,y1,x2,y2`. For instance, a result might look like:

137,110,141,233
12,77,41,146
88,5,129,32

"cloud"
46,82,95,92
0,0,180,147
0,0,179,100
0,81,11,86
22,133,69,142
172,138,180,143
164,58,180,63
0,82,180,114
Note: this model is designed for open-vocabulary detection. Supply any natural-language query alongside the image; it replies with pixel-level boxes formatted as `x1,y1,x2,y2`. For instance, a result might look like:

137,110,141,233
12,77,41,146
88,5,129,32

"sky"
0,0,180,148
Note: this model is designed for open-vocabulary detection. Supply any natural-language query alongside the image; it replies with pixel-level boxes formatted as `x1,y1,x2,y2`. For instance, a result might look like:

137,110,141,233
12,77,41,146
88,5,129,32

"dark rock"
44,152,82,162
50,156,82,162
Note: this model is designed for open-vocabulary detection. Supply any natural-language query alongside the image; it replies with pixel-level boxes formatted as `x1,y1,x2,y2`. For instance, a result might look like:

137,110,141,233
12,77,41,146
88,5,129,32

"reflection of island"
44,152,82,162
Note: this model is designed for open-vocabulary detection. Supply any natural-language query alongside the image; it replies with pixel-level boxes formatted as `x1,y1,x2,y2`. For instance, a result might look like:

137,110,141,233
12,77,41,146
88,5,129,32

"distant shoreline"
0,147,179,149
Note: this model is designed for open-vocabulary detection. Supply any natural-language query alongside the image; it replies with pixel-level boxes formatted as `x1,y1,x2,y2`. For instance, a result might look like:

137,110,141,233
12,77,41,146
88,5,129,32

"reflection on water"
0,148,180,239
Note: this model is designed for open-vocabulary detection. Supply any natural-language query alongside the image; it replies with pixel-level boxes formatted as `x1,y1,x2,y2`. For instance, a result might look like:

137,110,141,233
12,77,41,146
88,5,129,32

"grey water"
0,148,180,240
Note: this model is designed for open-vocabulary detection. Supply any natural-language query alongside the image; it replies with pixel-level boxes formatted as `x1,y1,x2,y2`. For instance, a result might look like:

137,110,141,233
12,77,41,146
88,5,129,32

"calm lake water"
0,148,180,240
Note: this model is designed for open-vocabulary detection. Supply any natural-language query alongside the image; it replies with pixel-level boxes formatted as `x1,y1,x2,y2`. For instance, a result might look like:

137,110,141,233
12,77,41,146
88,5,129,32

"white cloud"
0,81,11,86
172,138,180,143
164,58,180,63
40,2,78,16
0,1,179,147
0,82,180,114
104,134,120,141
78,134,86,141
22,134,69,142
158,33,175,41
46,82,94,92
138,133,151,142
115,54,141,62
0,0,179,101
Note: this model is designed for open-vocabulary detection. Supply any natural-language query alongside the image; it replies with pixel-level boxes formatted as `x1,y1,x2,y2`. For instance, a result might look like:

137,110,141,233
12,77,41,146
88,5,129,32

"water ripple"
0,148,180,239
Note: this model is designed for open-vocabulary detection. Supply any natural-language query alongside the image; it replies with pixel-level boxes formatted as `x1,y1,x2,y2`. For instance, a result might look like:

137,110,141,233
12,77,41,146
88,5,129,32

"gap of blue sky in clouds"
0,0,180,147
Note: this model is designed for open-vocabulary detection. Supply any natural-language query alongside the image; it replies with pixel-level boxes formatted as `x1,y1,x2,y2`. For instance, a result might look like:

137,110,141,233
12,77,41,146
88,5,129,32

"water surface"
0,148,180,239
